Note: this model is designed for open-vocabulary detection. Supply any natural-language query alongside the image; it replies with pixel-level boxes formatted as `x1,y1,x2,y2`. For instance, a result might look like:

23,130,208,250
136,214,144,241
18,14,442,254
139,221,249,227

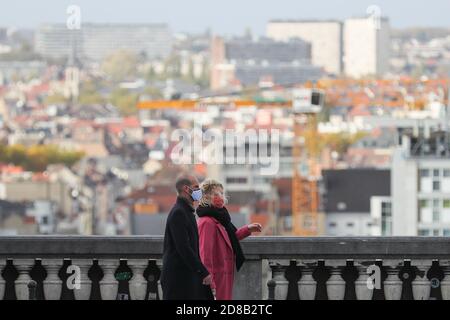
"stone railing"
1,236,450,300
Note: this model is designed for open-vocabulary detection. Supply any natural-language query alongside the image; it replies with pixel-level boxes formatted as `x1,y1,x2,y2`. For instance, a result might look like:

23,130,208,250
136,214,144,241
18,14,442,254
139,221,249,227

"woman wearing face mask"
197,179,262,300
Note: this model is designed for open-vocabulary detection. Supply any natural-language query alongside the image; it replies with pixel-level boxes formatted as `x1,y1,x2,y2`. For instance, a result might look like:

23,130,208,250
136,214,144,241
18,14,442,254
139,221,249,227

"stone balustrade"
0,236,450,300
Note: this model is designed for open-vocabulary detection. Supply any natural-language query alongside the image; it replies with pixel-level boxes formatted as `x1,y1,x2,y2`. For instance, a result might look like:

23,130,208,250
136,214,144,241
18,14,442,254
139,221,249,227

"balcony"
1,236,450,300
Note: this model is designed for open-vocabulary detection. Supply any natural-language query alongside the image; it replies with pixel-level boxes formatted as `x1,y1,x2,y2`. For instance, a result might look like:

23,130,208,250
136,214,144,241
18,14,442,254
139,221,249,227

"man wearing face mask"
160,174,213,300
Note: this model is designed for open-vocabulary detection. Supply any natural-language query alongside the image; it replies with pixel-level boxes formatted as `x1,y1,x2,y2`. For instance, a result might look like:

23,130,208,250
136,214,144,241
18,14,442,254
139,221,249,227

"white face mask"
189,188,203,201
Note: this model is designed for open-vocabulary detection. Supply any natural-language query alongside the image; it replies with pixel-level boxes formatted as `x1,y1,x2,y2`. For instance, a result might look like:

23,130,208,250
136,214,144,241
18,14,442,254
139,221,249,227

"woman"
197,179,262,300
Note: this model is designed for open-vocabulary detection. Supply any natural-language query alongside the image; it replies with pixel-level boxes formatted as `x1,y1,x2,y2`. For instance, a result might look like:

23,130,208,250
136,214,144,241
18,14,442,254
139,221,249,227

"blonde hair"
199,179,226,207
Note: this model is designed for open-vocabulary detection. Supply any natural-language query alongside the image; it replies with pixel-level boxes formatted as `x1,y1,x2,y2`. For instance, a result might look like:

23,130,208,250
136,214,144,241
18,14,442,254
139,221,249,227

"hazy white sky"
1,0,450,35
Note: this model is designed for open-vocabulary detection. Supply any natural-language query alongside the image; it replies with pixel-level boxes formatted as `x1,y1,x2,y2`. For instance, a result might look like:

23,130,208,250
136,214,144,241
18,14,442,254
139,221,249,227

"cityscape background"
0,1,449,237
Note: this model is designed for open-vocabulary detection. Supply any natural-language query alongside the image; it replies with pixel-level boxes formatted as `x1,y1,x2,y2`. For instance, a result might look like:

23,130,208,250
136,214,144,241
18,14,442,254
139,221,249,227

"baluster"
28,280,37,300
0,259,5,301
285,260,301,300
342,260,358,300
267,278,276,300
158,281,163,300
412,260,431,300
298,260,317,300
156,260,163,300
399,260,415,300
42,259,63,300
128,259,148,300
427,260,443,300
326,261,346,300
372,260,386,300
440,261,450,300
269,261,288,300
99,259,119,300
383,260,402,300
354,263,374,300
14,259,35,300
71,259,92,300
147,260,161,300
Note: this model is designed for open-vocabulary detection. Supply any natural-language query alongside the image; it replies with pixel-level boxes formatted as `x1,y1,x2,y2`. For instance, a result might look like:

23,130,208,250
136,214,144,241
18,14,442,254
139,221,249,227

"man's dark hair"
175,174,193,194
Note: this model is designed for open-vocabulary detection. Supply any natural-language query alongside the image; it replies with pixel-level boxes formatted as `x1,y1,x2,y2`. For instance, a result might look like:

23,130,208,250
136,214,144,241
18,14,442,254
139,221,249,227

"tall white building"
343,17,390,78
266,20,343,75
392,129,450,236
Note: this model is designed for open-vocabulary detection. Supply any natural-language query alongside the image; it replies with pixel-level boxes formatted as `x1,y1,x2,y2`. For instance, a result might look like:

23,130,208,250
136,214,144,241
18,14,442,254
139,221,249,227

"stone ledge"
1,236,450,259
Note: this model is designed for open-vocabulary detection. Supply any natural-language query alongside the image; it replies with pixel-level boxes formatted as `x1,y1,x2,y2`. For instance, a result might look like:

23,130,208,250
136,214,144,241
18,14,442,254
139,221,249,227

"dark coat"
160,197,211,300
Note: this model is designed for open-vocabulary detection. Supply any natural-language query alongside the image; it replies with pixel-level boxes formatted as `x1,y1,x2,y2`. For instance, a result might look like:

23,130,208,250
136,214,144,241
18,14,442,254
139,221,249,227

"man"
160,174,213,300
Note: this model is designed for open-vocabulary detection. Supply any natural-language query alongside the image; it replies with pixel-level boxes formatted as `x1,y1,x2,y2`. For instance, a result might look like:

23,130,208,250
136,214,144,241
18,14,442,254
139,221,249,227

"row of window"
419,199,450,209
418,198,450,223
418,229,450,236
328,222,372,228
419,168,450,193
420,169,450,178
225,177,272,184
226,177,248,184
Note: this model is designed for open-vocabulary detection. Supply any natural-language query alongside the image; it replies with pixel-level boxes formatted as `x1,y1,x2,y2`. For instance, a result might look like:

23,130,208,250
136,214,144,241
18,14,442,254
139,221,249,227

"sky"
1,0,450,35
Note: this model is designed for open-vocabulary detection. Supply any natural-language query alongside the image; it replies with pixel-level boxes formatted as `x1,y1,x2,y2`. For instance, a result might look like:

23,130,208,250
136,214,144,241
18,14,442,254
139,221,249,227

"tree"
78,81,105,105
301,130,367,158
44,93,67,105
109,88,139,116
0,144,84,172
101,50,139,82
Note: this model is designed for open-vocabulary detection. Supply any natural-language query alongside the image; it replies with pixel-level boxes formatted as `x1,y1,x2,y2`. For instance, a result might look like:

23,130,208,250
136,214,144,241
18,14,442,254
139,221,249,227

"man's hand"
248,223,262,233
202,274,212,285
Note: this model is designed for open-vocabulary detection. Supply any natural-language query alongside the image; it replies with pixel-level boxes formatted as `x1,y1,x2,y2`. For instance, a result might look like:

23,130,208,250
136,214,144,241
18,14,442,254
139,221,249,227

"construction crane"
291,88,325,236
137,87,325,236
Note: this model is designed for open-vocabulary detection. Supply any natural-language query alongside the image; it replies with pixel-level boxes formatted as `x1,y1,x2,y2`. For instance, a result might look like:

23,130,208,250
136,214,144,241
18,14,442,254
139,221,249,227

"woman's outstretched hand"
247,223,262,233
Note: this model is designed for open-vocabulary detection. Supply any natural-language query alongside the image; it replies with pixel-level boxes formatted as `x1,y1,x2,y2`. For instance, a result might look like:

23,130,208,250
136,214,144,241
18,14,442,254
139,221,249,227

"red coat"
197,216,251,300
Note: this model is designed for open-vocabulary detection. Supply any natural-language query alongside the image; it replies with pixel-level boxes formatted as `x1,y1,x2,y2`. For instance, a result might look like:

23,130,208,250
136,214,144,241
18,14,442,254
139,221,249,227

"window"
431,199,441,222
433,169,440,178
420,169,430,178
433,210,440,222
381,201,392,235
41,216,49,225
443,200,450,208
444,169,450,178
444,229,450,236
419,199,433,223
347,222,354,228
419,200,430,208
433,181,441,191
433,229,440,236
329,222,337,228
418,229,430,236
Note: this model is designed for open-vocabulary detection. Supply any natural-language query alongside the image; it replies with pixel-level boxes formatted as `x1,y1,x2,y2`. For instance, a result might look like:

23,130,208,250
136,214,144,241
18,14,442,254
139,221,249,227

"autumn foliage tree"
302,129,367,158
0,144,84,172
